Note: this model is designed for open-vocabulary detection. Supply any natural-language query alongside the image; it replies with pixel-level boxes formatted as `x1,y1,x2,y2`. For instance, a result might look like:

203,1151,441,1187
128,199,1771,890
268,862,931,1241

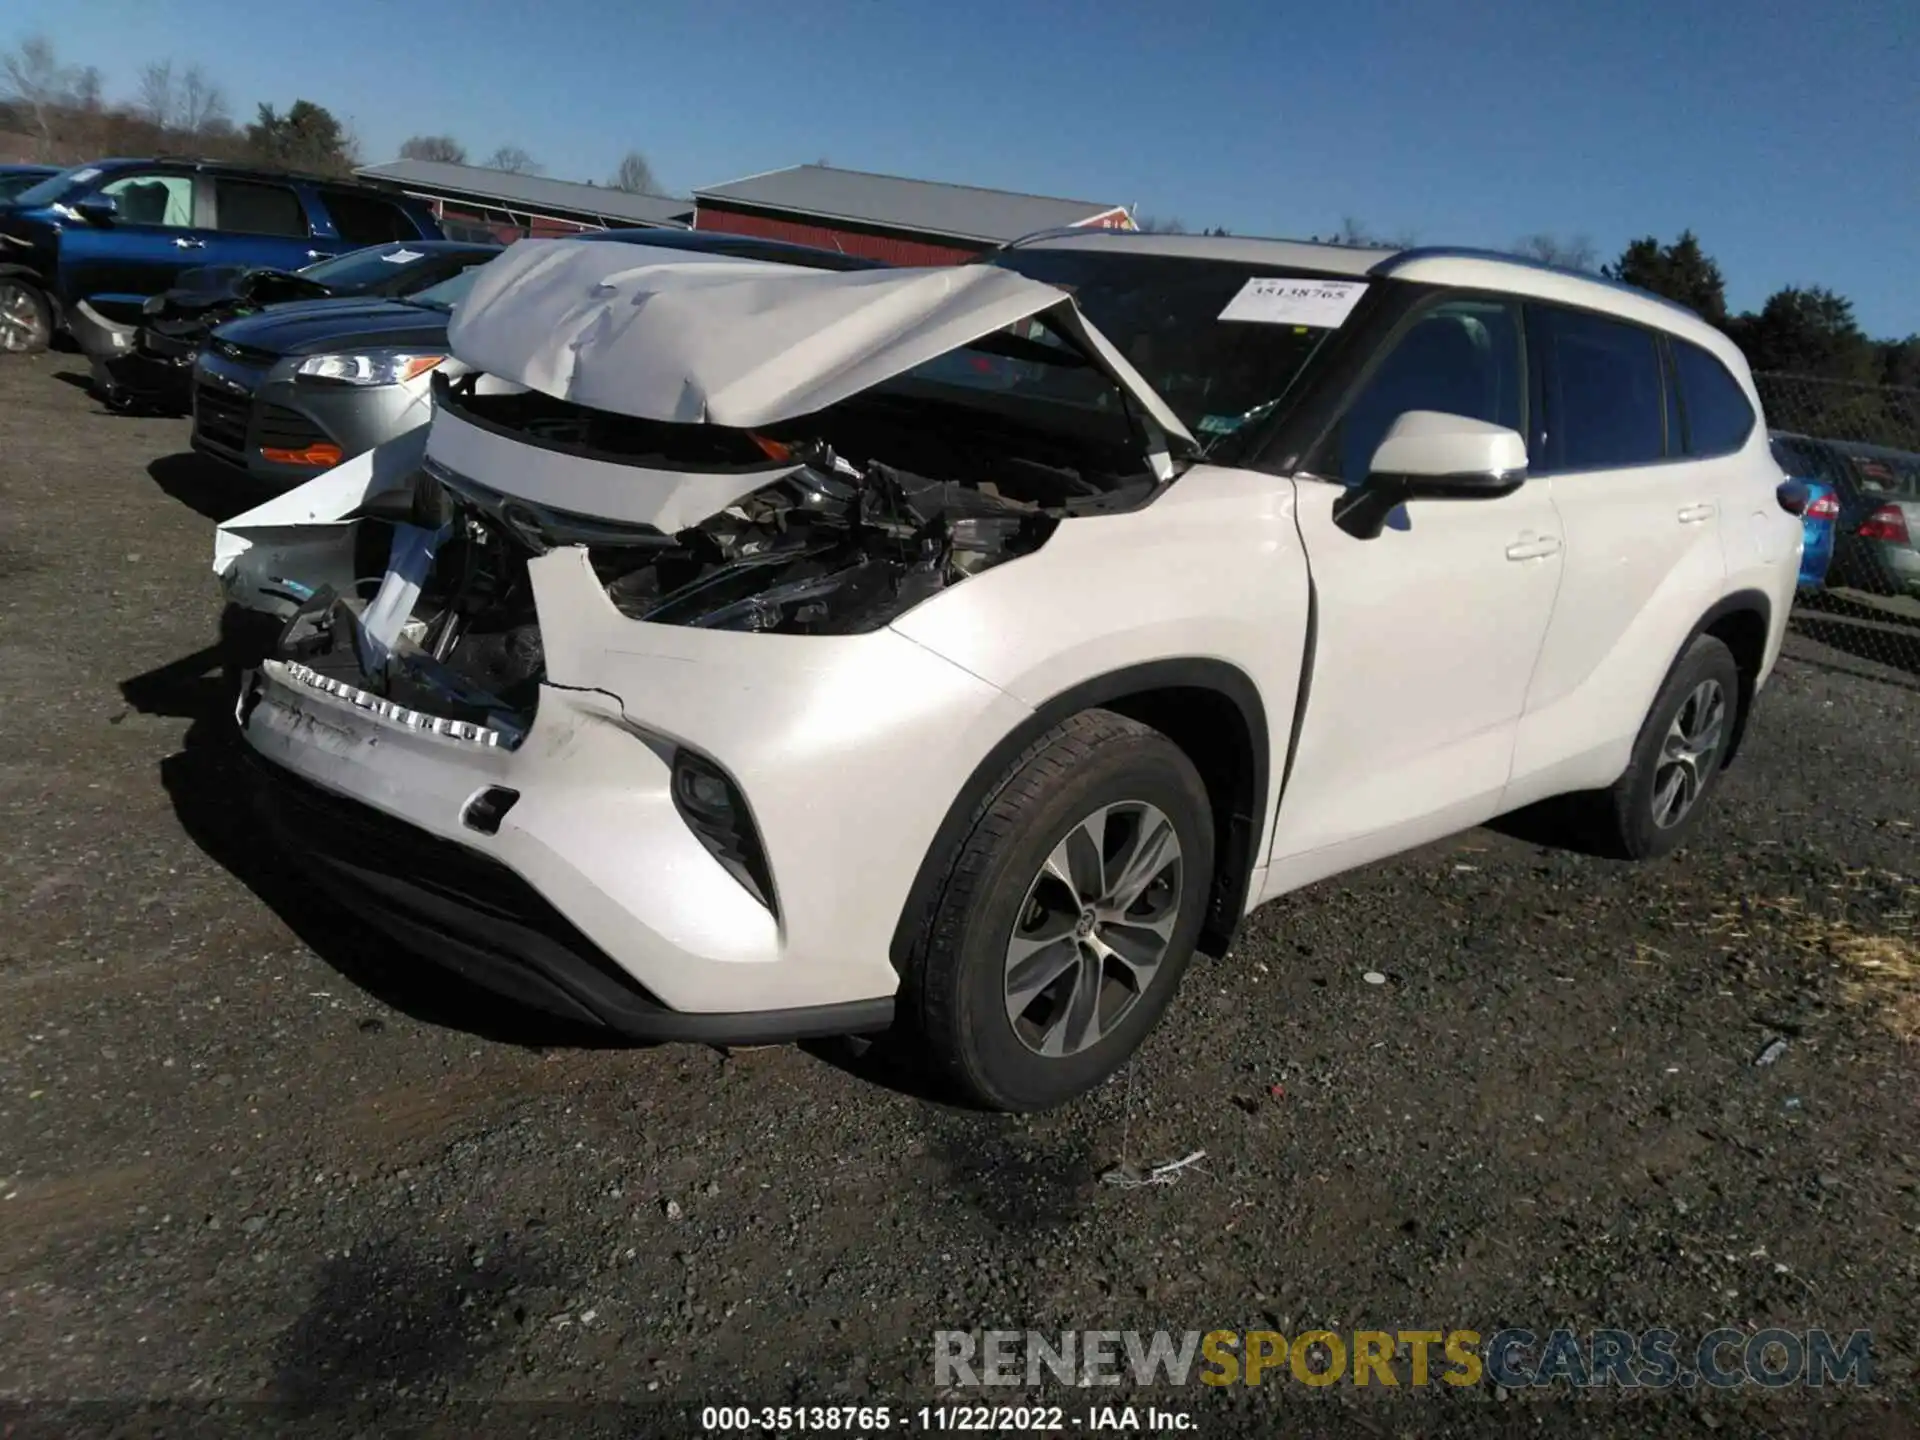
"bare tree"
136,59,174,127
1321,215,1417,249
177,64,228,135
71,64,102,113
483,145,542,175
1,34,73,157
400,134,467,164
1512,232,1598,272
137,59,229,137
608,149,658,194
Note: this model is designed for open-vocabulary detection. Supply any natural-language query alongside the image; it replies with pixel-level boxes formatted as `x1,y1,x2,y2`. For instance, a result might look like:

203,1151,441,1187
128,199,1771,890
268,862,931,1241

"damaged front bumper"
227,514,1032,1034
241,673,894,1042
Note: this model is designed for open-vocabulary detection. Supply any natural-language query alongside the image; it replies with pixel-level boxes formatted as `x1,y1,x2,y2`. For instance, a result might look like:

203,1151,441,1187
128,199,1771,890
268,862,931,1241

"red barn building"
692,163,1133,264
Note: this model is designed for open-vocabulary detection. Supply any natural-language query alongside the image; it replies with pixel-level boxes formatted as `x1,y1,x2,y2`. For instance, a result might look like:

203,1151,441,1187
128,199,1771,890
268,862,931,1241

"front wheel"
0,278,53,355
907,709,1214,1112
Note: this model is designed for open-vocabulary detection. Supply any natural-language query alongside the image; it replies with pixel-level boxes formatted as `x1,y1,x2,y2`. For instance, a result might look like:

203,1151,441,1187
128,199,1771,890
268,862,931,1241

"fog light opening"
461,786,520,836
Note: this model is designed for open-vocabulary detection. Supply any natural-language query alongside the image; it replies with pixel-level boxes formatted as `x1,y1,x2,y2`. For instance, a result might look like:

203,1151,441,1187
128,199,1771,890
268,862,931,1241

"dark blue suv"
0,158,442,355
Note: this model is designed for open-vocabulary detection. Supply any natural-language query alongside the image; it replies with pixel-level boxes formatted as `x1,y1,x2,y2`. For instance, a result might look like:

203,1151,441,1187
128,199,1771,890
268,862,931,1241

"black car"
96,239,501,413
192,228,888,488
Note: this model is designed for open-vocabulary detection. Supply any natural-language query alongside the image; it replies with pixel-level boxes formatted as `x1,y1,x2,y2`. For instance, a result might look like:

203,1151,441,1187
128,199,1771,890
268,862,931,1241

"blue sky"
15,0,1919,335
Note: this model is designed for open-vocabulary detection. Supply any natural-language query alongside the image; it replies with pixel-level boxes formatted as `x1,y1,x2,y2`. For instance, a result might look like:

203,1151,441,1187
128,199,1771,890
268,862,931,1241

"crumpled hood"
446,238,1196,458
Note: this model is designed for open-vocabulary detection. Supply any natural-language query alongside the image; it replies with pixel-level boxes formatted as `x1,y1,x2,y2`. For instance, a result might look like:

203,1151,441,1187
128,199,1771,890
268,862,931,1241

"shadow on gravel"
920,1112,1097,1232
1791,616,1920,680
121,646,626,1051
148,451,255,522
271,1234,557,1406
1485,794,1624,859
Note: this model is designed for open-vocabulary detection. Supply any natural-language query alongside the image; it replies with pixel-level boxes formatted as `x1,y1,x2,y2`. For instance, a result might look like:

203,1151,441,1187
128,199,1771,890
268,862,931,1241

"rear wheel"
1593,634,1741,860
907,709,1213,1112
0,279,53,355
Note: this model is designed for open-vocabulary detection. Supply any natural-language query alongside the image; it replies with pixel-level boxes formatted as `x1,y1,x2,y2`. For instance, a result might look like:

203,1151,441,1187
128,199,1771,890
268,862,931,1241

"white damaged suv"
213,231,1801,1111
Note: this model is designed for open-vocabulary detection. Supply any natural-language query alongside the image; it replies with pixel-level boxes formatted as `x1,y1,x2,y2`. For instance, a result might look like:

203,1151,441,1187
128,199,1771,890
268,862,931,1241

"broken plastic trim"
418,456,680,554
275,660,524,749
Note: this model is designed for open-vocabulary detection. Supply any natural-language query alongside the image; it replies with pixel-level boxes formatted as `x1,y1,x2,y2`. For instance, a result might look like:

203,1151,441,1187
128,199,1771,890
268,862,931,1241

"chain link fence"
1755,371,1920,682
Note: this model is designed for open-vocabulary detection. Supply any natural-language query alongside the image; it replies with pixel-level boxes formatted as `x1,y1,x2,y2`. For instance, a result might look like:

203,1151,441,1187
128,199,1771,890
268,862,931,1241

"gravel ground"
1,354,1915,1438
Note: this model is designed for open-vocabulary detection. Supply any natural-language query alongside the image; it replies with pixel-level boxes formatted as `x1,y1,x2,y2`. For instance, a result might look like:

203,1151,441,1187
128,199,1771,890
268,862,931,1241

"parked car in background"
93,239,502,414
0,164,60,203
0,158,441,355
192,228,886,488
1771,432,1920,594
1769,433,1840,589
1846,451,1920,596
212,232,1800,1111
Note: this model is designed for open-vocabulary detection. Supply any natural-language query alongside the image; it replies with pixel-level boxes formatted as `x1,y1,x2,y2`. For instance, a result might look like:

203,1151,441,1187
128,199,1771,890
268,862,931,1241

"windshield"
403,267,481,312
979,248,1357,453
298,244,442,292
9,163,103,210
0,170,56,202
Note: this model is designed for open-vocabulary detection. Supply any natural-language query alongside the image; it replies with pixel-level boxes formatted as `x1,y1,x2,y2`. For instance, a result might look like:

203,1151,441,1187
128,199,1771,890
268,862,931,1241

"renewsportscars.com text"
934,1327,1875,1389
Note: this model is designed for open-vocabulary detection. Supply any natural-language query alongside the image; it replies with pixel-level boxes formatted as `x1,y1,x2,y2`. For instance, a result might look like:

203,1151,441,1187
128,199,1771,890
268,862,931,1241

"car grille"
255,404,328,452
193,382,251,455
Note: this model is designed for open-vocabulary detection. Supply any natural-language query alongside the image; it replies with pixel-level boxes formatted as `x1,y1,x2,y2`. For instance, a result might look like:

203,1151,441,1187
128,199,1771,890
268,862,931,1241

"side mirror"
73,195,118,226
1333,410,1529,539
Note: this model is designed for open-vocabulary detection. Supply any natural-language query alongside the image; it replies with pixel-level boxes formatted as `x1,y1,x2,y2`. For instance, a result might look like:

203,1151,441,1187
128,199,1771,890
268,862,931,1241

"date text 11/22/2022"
699,1405,1194,1432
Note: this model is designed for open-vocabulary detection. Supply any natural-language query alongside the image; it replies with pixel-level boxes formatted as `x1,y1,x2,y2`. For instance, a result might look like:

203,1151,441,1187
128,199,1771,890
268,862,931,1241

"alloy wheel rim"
0,283,44,352
1003,800,1183,1058
1651,678,1726,829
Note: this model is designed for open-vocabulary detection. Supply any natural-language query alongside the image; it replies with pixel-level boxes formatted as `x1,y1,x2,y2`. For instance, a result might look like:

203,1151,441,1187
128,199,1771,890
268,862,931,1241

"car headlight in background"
294,351,446,386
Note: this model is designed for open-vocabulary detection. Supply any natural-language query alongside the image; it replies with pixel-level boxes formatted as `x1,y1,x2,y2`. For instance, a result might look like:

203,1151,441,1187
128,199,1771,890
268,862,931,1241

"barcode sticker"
1219,277,1368,328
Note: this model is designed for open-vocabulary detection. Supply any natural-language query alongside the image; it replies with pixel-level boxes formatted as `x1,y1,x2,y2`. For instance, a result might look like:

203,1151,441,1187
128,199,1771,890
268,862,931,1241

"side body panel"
1260,476,1564,899
889,462,1308,865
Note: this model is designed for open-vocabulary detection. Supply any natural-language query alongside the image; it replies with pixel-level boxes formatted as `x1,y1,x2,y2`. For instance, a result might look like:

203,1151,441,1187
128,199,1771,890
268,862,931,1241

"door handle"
1505,534,1563,561
172,237,206,249
1677,503,1717,524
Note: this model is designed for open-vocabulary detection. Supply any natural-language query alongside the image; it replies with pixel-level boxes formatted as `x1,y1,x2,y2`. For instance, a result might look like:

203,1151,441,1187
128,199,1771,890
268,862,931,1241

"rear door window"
1533,306,1667,471
212,179,309,237
318,188,418,245
1672,339,1756,456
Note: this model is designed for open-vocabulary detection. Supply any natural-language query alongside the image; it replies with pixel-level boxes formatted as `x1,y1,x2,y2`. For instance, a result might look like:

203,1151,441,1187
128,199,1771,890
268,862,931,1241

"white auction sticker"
382,247,425,264
1219,277,1368,328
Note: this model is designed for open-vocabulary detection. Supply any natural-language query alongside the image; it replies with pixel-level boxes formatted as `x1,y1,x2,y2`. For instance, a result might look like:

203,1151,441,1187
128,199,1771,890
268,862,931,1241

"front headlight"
142,293,166,316
294,351,445,386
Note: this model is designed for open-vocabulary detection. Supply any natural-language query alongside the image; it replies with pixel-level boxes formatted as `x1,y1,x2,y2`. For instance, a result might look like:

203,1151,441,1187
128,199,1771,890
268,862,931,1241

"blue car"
1771,433,1841,590
0,158,441,355
0,163,60,203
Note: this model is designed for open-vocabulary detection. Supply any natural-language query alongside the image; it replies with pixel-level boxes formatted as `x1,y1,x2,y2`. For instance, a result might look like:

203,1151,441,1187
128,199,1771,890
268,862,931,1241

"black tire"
0,278,54,356
1594,634,1742,860
906,708,1214,1112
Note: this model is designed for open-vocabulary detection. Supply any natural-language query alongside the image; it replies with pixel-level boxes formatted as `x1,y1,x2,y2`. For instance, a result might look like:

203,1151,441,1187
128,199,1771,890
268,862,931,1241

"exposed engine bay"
239,371,1165,749
221,246,1202,752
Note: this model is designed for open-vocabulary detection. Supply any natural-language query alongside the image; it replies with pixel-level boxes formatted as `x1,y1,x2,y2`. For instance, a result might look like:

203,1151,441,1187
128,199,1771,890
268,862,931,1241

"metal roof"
694,164,1128,245
1009,228,1395,276
353,160,693,228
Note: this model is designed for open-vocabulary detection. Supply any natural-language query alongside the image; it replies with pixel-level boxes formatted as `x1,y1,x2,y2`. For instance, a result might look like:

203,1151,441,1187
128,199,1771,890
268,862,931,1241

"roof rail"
994,223,1134,253
1373,245,1703,321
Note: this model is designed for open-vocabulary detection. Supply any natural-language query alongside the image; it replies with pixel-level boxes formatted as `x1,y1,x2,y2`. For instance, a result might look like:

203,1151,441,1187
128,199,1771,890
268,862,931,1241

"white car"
212,231,1801,1111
